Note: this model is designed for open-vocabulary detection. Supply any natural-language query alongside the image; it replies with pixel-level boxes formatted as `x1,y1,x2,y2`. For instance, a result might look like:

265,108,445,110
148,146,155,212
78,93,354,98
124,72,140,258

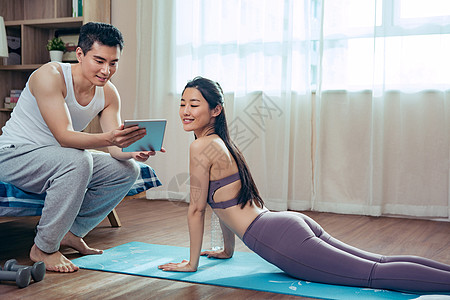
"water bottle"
210,211,223,250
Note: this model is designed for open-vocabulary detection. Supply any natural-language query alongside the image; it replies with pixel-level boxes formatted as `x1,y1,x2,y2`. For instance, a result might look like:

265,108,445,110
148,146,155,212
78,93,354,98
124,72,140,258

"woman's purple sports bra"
208,172,240,209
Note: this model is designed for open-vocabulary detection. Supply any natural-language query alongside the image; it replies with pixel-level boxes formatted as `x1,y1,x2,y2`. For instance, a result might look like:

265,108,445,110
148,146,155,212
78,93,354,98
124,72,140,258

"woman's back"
195,135,266,238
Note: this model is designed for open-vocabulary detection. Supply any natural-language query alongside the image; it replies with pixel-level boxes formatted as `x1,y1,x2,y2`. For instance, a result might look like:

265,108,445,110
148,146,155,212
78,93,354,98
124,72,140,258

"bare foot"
30,244,78,273
60,231,103,255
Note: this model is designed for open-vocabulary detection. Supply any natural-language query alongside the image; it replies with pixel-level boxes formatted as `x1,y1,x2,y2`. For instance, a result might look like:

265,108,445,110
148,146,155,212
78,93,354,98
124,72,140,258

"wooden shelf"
5,17,83,28
0,0,111,134
0,64,43,71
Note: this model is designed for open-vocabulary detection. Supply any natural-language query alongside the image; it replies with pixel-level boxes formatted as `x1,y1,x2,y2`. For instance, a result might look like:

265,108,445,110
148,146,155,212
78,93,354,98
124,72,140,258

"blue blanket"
0,162,161,216
72,242,449,300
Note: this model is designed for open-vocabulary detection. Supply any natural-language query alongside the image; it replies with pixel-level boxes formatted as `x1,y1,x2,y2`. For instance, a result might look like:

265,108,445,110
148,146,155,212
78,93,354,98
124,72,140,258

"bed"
0,161,161,227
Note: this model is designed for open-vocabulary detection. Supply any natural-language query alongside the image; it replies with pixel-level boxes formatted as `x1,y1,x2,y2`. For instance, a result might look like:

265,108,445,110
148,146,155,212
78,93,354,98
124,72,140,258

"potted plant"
46,37,66,62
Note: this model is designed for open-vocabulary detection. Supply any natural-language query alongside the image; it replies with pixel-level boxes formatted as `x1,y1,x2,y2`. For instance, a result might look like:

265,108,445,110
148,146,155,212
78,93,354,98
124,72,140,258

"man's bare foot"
30,244,78,273
60,231,103,255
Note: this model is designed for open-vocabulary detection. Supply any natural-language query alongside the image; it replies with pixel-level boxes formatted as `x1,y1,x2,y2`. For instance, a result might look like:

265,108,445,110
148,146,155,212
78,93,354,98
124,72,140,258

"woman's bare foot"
60,231,103,255
30,244,78,273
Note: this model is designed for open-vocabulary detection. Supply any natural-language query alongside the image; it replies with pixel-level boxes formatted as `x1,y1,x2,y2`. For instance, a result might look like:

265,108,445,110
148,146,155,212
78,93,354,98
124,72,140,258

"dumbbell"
0,265,32,288
4,259,45,282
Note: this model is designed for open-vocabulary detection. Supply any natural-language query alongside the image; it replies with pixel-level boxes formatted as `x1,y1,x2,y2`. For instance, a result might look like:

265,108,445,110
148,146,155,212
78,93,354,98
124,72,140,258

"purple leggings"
242,211,450,293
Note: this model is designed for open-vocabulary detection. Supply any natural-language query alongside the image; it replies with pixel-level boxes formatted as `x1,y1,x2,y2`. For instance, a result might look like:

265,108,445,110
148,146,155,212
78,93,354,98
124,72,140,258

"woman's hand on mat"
158,259,197,272
200,249,232,259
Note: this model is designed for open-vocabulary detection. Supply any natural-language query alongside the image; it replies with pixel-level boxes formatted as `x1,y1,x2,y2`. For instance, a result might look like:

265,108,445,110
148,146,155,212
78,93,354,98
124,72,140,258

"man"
0,22,159,272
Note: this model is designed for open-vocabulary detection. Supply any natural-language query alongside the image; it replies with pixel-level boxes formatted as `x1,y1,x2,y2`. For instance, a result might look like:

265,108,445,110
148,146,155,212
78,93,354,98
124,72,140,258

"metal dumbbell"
4,259,45,282
0,265,32,288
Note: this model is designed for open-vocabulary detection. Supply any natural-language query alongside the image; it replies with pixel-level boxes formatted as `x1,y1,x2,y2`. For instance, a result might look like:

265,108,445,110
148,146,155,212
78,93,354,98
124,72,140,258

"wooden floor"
0,198,449,300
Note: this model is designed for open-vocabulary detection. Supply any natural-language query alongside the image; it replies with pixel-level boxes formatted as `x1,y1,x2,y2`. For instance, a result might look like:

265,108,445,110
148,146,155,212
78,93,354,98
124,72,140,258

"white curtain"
136,0,450,219
314,0,450,218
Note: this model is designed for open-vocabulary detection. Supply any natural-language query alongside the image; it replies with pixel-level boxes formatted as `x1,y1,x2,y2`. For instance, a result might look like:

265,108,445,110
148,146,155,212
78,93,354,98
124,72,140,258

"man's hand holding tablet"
122,119,167,152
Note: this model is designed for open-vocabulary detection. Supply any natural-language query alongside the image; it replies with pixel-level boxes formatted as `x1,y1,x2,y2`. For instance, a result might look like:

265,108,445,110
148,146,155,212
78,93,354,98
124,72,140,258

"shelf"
0,0,111,132
5,17,83,28
0,64,43,71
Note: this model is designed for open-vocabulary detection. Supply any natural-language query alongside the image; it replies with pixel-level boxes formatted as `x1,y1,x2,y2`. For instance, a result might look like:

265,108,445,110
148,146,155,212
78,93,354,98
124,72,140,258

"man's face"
76,41,121,86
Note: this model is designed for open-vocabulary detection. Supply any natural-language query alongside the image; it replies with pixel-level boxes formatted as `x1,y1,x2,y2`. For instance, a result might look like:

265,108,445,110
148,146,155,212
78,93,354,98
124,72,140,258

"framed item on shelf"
59,34,79,62
56,28,80,63
5,36,21,65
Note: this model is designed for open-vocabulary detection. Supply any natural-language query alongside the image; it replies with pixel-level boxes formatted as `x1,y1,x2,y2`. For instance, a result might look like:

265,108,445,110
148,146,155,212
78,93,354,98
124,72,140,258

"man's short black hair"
77,22,124,54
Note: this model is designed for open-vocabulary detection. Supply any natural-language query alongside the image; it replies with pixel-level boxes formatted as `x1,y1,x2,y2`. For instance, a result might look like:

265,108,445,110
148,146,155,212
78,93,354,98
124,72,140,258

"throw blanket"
0,162,161,217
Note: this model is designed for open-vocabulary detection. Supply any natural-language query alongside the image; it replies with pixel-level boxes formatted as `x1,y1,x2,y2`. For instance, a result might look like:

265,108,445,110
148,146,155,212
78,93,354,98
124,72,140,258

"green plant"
46,37,66,51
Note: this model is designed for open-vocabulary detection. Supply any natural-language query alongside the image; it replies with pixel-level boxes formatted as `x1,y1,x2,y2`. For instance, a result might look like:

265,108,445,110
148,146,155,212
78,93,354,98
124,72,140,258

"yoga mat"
72,242,449,300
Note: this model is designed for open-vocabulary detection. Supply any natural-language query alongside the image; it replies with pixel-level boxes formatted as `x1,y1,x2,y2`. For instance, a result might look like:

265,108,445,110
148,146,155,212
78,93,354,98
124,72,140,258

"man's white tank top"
0,62,105,146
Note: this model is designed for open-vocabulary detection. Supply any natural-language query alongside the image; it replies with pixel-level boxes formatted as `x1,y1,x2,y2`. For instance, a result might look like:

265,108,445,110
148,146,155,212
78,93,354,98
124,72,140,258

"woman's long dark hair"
183,77,264,208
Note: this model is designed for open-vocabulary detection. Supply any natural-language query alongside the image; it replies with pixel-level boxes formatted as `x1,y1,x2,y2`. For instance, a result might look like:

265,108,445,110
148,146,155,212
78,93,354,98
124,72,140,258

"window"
175,0,312,93
175,0,450,92
321,0,450,90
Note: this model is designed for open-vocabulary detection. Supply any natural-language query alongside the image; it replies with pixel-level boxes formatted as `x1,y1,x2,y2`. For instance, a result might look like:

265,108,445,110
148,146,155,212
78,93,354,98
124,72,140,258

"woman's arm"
221,219,235,256
158,139,211,272
186,193,207,270
201,219,235,259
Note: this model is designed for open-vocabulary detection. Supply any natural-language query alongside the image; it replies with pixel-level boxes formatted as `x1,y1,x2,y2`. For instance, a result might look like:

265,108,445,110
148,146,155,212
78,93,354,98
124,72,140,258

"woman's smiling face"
179,87,216,136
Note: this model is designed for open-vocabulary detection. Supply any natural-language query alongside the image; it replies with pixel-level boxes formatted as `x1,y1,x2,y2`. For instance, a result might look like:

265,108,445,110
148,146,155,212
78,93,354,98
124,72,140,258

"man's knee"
61,149,94,183
121,159,141,183
105,157,140,184
69,150,94,172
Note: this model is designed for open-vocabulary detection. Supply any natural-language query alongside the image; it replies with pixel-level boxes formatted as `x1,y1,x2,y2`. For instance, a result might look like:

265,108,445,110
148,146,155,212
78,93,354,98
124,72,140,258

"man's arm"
98,81,158,161
97,81,133,159
30,63,145,150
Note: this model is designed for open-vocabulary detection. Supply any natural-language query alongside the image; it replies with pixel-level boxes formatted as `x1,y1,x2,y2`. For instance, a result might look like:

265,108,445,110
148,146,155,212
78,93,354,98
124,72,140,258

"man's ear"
75,47,84,63
212,105,222,117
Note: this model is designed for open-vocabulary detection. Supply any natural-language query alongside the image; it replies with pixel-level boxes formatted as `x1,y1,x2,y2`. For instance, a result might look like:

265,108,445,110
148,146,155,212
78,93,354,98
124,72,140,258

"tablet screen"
122,119,167,152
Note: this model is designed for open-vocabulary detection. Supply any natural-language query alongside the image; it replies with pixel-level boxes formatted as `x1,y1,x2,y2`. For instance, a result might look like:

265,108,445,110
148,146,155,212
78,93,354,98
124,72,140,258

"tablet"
122,119,167,152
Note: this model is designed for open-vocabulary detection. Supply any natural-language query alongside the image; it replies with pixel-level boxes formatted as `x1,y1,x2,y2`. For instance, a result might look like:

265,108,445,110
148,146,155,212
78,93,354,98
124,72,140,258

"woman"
158,77,450,293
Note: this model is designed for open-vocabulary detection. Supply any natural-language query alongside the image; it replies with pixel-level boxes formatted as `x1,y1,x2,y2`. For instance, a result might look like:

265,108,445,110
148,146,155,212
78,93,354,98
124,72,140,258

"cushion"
0,162,161,217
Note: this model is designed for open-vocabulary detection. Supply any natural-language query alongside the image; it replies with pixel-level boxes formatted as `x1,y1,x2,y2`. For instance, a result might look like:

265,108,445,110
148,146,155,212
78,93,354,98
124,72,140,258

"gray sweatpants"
0,143,140,253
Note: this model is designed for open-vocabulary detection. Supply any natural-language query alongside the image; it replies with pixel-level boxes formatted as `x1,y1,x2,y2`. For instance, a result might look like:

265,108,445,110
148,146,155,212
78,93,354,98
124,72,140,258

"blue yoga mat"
72,242,448,300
